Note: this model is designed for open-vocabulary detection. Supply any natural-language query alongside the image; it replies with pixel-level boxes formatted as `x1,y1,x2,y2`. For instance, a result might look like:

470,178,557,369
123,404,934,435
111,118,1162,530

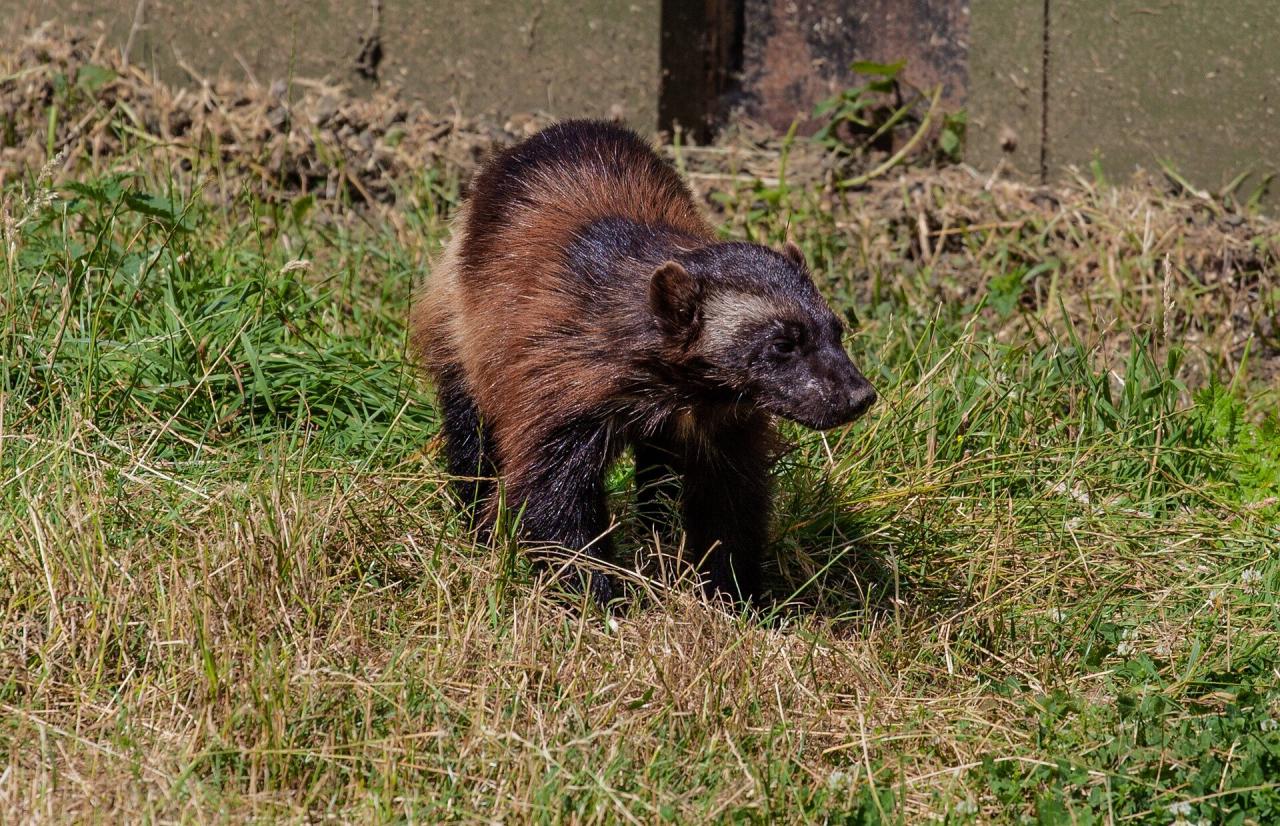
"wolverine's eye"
768,333,799,358
766,322,805,359
770,337,796,356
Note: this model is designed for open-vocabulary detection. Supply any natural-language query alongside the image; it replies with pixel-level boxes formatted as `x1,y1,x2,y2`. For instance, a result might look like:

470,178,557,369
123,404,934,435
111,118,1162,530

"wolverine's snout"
775,348,877,430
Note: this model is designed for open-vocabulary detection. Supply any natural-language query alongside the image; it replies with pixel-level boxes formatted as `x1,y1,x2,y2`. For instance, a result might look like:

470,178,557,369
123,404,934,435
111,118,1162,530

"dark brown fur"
411,120,875,605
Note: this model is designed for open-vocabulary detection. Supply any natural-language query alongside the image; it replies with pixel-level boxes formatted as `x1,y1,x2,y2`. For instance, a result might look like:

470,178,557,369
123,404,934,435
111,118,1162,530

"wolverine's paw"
550,566,616,609
704,564,763,609
586,571,616,608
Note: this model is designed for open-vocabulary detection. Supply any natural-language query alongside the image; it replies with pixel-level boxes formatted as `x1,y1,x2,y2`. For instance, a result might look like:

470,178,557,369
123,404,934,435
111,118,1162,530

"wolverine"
410,120,876,606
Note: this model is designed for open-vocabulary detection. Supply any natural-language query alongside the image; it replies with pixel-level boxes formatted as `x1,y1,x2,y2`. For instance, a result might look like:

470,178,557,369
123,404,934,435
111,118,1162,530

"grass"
2,122,1279,823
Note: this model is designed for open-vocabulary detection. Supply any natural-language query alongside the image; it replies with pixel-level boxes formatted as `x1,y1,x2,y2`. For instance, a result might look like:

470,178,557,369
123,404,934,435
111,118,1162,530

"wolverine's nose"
846,379,877,420
815,348,877,425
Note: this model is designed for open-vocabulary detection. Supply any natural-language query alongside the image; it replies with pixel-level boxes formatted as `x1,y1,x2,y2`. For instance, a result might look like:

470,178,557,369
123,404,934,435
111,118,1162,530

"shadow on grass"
427,454,982,636
761,473,980,636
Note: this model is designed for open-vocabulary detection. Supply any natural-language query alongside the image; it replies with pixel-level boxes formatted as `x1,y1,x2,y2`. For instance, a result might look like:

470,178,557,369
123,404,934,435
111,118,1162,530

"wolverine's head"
648,241,877,430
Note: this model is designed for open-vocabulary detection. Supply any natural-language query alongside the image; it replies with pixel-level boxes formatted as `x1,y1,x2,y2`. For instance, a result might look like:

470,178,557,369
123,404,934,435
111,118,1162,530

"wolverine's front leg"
681,413,774,605
634,434,683,541
503,419,617,606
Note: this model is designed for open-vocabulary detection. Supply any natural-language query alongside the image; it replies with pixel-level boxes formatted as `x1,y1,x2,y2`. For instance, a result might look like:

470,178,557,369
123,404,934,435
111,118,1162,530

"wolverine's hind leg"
436,366,497,524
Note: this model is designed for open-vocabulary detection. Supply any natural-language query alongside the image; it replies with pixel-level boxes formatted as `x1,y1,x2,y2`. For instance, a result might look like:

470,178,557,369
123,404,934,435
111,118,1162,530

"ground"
2,26,1280,825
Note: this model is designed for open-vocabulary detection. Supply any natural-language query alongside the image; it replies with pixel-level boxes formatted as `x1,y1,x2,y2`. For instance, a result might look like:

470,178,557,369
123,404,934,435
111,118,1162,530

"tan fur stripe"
701,292,785,354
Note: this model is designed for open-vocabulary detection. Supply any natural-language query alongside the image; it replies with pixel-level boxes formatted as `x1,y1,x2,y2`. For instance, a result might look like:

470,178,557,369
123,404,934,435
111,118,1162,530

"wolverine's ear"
648,261,702,337
781,240,806,269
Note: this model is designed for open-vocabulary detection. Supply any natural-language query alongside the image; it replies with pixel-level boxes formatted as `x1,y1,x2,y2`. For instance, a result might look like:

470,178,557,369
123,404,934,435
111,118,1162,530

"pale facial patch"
701,291,790,355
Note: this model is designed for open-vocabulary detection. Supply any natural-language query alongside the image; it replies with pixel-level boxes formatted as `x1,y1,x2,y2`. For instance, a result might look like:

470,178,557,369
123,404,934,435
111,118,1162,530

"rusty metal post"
659,0,744,141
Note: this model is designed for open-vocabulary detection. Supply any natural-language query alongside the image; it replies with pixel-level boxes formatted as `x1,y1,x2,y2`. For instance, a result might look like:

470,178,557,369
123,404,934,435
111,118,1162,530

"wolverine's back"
459,120,712,278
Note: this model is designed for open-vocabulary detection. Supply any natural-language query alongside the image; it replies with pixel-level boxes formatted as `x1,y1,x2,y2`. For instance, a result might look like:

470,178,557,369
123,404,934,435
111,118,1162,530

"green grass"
2,140,1279,824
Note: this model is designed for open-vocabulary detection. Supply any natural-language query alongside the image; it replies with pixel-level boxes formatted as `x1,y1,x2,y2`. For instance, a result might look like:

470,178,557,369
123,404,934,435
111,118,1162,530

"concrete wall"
966,0,1043,179
16,1,661,127
969,0,1280,205
1049,1,1278,200
734,0,1278,208
7,1,1279,207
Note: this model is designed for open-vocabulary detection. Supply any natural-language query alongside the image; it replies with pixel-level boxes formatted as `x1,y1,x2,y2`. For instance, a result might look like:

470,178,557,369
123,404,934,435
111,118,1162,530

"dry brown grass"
0,444,1040,821
3,22,1278,824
